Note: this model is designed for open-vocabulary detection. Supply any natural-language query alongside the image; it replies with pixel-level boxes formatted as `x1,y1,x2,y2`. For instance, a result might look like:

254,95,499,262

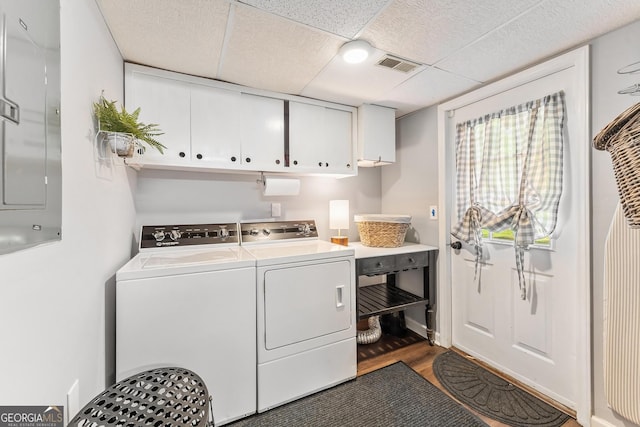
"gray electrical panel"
0,0,61,254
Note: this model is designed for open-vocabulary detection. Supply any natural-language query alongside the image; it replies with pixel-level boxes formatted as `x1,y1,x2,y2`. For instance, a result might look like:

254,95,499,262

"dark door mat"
433,351,571,427
228,361,487,426
357,329,426,361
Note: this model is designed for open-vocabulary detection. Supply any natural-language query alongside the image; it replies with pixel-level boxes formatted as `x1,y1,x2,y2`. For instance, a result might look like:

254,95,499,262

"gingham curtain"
451,91,565,299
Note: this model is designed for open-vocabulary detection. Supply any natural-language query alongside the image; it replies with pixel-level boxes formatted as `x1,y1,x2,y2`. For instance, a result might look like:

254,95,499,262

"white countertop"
349,242,438,259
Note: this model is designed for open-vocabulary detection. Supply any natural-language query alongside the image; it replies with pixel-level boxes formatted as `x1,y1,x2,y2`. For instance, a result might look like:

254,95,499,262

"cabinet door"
324,107,354,174
288,101,326,171
240,93,284,171
126,72,191,165
191,84,241,168
289,103,355,175
358,104,395,164
1,12,46,208
263,260,352,349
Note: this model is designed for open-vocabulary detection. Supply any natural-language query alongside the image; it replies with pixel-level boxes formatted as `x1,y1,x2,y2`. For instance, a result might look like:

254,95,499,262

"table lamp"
329,200,349,246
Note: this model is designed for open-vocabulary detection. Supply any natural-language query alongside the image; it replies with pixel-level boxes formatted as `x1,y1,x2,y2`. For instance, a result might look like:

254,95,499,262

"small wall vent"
376,55,420,73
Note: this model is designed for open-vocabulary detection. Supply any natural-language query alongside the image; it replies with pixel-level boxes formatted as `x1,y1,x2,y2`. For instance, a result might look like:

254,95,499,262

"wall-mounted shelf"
95,130,143,169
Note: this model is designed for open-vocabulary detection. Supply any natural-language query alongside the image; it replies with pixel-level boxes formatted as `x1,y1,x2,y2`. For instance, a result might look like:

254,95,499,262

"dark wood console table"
351,242,438,345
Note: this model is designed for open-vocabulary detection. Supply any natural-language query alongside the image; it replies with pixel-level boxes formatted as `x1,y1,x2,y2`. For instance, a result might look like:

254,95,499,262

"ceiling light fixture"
340,39,372,64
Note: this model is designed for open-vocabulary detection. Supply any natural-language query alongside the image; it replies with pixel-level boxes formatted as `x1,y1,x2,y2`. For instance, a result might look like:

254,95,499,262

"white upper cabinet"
190,83,241,168
124,63,356,176
289,102,325,171
127,71,191,165
324,107,354,174
240,93,285,172
289,102,354,175
357,104,396,167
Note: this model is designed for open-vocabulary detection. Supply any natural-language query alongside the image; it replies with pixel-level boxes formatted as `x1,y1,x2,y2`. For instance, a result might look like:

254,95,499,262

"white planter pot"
106,132,136,157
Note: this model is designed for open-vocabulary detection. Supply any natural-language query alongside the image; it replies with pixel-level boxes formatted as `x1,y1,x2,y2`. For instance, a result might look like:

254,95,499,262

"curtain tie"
451,205,484,279
510,204,536,299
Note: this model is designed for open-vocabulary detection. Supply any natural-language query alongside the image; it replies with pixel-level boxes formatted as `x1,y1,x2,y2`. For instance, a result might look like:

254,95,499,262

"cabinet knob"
196,153,203,160
347,163,351,168
231,156,237,162
293,160,298,165
245,157,251,163
376,262,383,268
179,152,186,158
318,162,323,167
408,257,415,263
275,159,280,165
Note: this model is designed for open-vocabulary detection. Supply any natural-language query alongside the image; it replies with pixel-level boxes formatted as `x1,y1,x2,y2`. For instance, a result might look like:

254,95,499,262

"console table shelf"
358,282,427,318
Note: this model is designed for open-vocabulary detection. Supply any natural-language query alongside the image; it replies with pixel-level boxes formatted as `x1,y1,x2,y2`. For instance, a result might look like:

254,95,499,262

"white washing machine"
240,220,357,412
116,223,256,426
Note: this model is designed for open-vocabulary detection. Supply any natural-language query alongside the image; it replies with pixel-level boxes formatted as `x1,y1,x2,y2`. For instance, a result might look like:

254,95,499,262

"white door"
444,50,589,410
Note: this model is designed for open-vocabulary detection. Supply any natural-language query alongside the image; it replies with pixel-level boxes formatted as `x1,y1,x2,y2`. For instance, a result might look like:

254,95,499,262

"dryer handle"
335,285,345,308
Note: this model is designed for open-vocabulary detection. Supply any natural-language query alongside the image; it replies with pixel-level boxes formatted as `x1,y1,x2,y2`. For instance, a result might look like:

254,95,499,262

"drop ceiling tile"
97,0,228,78
220,4,344,94
237,0,390,38
380,67,480,116
301,48,424,108
361,0,541,65
436,0,640,82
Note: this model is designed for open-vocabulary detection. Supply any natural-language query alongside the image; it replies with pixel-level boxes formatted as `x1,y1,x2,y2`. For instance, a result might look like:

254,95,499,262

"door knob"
450,241,462,250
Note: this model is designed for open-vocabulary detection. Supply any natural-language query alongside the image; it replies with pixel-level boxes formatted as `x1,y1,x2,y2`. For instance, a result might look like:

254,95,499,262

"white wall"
134,168,382,244
590,19,640,427
380,107,439,332
0,0,133,420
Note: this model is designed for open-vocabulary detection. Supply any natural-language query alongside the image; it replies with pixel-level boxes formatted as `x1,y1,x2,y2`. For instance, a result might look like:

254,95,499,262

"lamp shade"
329,200,349,230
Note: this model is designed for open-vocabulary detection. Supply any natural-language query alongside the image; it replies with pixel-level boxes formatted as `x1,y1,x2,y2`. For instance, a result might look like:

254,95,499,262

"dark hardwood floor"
356,337,581,427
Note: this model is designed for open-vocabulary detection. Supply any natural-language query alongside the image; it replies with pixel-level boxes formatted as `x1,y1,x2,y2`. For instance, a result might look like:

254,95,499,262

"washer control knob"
152,231,166,242
250,228,259,236
262,229,271,236
301,223,311,235
169,230,182,241
219,228,230,239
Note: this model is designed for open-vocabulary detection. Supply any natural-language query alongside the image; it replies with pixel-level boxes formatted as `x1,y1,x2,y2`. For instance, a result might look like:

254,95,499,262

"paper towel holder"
257,172,301,196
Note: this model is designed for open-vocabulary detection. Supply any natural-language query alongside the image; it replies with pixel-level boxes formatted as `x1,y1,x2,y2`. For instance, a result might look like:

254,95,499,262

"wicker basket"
594,103,640,227
354,214,411,247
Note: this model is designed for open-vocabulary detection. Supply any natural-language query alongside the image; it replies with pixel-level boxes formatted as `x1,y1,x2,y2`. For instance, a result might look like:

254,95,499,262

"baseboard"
405,318,441,346
405,317,427,337
591,415,618,427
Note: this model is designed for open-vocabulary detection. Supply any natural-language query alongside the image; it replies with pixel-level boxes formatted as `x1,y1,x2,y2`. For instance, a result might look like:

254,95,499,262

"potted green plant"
93,96,166,157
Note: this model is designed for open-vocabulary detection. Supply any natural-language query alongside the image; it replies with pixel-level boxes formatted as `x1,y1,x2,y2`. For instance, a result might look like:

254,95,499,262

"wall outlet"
429,205,438,219
271,202,281,217
66,379,79,423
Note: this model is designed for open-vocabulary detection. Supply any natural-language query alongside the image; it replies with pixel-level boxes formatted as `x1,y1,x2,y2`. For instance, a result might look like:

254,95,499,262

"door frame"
436,45,591,425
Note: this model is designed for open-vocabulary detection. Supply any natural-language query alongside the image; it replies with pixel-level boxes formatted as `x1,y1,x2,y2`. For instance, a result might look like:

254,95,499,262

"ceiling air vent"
376,55,420,73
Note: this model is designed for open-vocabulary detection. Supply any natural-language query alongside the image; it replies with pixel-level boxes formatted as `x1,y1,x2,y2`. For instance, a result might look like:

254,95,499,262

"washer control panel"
240,220,318,243
140,223,239,249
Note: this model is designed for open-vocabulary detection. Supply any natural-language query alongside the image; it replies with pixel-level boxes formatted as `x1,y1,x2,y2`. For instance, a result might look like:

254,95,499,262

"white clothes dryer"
240,220,357,412
116,223,256,425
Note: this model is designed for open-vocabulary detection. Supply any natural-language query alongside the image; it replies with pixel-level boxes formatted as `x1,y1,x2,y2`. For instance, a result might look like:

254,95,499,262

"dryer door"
263,260,352,350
